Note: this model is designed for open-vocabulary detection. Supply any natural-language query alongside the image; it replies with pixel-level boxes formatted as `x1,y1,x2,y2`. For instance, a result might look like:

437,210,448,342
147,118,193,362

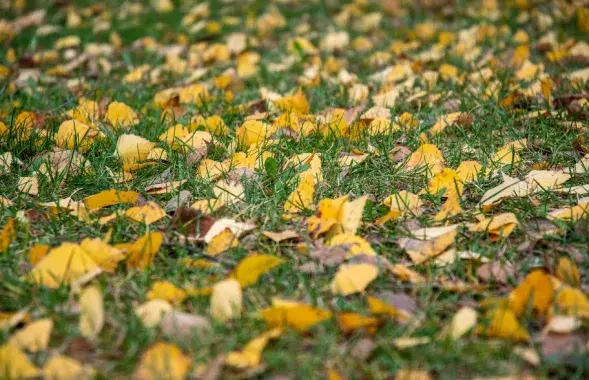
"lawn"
1,0,589,378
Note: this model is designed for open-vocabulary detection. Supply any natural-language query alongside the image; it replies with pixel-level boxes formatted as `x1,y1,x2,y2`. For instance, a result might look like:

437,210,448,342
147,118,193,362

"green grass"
1,0,589,378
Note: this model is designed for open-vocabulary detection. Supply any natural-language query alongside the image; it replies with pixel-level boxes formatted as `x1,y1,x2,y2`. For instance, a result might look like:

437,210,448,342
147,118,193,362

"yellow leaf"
0,310,28,330
340,195,367,235
446,307,478,340
0,344,41,379
469,212,519,240
79,286,104,340
274,89,310,115
214,180,244,206
422,168,464,198
197,159,229,181
225,328,282,369
55,119,98,152
134,342,192,380
556,257,580,287
135,300,173,328
236,120,274,146
8,319,52,352
232,253,284,288
0,217,15,252
284,173,316,215
27,243,102,288
127,232,164,270
367,296,412,321
331,263,378,295
116,134,155,163
210,279,242,322
395,369,431,380
43,355,95,380
327,234,376,257
336,312,379,334
105,101,139,129
79,238,124,273
390,264,426,284
382,191,422,215
397,229,457,264
508,270,554,316
17,176,38,196
492,139,527,165
429,112,464,134
548,201,589,222
455,160,483,182
158,124,190,145
147,281,187,306
260,301,331,333
205,228,238,256
477,306,530,342
83,189,138,211
552,285,589,319
125,202,166,225
433,196,462,222
406,144,445,174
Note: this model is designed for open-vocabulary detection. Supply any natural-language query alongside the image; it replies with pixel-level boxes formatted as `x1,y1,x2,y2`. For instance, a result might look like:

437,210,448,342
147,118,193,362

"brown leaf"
309,242,349,267
476,262,516,284
170,207,216,240
389,146,412,162
65,337,95,363
541,333,587,360
160,310,211,340
373,291,418,317
350,337,376,360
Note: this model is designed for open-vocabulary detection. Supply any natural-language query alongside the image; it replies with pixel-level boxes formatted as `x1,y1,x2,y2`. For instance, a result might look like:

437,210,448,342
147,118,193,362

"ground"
1,0,589,379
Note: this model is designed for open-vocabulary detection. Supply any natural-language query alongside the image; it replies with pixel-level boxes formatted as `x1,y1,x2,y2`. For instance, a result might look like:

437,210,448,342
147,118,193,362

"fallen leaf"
79,286,104,340
0,217,15,252
367,292,417,321
469,212,519,240
260,300,331,333
262,230,300,243
43,355,95,380
116,134,154,163
0,344,41,378
393,337,431,349
135,300,173,328
556,257,581,287
18,176,39,196
160,310,211,340
147,281,187,306
331,263,378,295
509,270,554,316
134,342,192,380
544,315,581,334
126,201,166,225
336,313,379,334
446,306,478,340
8,318,52,352
225,328,282,369
478,306,530,342
126,232,164,270
397,229,457,264
105,101,139,129
232,253,284,288
83,189,138,211
210,279,242,322
27,243,102,288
